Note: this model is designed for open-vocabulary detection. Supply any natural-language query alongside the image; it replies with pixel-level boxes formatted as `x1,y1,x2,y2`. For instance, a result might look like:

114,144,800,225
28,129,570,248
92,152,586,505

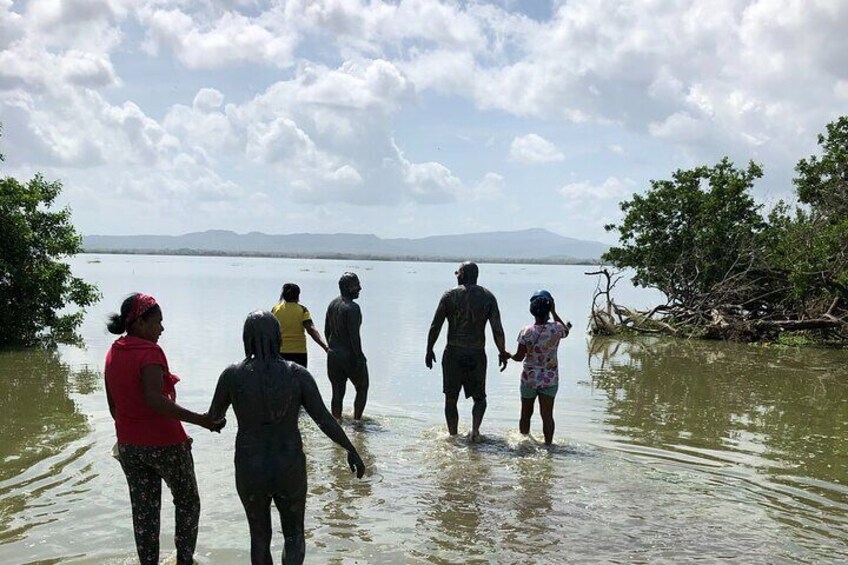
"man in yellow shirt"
271,283,329,368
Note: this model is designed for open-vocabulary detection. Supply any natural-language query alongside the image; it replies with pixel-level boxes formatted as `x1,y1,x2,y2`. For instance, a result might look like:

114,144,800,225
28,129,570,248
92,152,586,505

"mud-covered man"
325,272,369,420
426,262,508,441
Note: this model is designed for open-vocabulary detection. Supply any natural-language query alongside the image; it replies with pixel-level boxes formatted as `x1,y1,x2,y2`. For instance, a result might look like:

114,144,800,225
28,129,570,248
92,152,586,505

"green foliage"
602,116,848,340
794,116,848,221
786,117,848,302
603,158,766,304
0,127,100,347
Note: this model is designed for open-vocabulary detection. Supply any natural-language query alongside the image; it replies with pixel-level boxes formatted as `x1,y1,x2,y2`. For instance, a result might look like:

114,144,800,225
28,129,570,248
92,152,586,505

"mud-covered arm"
207,366,233,423
488,297,507,354
426,294,448,367
489,297,509,370
301,370,355,450
304,320,329,352
348,304,366,362
324,306,335,345
300,369,365,477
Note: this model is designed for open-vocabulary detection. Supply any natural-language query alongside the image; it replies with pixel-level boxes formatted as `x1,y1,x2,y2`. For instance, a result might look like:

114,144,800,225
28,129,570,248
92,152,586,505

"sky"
1,0,847,243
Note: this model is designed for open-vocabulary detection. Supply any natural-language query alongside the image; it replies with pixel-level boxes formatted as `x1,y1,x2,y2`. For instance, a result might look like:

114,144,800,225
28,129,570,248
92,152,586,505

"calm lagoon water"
0,254,846,563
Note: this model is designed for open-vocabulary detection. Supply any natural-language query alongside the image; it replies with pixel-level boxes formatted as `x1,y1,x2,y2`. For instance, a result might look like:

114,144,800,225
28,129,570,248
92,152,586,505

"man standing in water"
426,262,508,441
325,272,369,420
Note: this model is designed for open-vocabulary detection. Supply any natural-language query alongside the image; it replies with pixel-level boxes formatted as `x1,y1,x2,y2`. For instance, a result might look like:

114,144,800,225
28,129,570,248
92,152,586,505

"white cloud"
160,59,433,206
286,0,489,54
139,6,298,69
509,133,564,163
193,88,224,111
60,50,119,87
560,177,636,201
0,0,23,50
468,172,504,201
396,141,461,204
2,0,847,238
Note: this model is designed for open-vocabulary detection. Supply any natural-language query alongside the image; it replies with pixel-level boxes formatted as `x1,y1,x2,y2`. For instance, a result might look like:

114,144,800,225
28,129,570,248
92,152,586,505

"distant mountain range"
83,228,610,264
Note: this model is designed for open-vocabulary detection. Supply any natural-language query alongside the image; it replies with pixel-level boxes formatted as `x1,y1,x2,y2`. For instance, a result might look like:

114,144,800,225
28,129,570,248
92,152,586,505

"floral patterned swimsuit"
517,321,569,390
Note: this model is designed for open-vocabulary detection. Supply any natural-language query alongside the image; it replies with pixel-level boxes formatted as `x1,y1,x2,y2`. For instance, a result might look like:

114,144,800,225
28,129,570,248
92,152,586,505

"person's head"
280,282,300,303
339,272,361,299
243,310,281,361
106,293,163,343
529,289,553,322
455,261,479,285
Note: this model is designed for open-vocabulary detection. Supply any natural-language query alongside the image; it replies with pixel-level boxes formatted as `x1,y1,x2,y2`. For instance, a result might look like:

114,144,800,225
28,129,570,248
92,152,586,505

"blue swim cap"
529,290,553,318
531,289,553,302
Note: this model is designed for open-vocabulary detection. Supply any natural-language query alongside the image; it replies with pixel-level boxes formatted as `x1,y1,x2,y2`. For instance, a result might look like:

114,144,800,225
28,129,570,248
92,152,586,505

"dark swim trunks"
442,345,487,400
281,352,308,368
327,352,369,390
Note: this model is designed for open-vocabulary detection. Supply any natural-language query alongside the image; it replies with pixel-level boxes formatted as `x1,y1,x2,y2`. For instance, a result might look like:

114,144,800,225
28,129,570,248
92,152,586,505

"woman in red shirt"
105,293,223,565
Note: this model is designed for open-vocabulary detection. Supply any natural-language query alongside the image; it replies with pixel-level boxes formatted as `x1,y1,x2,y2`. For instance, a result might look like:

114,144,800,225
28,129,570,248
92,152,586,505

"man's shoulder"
443,286,466,298
468,284,497,302
475,284,495,295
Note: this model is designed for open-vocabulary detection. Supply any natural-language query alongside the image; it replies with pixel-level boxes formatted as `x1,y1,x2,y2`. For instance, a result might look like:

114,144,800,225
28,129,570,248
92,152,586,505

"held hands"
199,413,226,433
347,449,366,478
498,350,511,372
425,349,436,369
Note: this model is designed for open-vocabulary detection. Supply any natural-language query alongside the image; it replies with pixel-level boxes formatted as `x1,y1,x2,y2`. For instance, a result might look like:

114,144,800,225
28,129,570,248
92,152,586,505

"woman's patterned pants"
118,440,200,565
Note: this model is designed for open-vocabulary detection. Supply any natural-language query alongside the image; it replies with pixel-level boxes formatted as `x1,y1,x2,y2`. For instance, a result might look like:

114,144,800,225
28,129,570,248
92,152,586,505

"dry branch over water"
587,268,848,343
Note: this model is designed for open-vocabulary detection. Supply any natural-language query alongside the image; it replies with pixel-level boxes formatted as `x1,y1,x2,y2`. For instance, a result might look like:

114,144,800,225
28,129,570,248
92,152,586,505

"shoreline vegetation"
82,248,603,266
591,116,848,346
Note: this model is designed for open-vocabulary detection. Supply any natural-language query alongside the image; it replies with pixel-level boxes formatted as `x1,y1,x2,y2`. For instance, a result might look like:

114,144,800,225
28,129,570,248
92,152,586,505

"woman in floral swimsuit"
510,290,571,445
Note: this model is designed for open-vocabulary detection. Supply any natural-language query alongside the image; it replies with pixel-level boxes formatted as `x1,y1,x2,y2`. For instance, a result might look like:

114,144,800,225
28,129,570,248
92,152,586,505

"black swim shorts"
441,346,487,400
327,352,369,390
281,352,308,368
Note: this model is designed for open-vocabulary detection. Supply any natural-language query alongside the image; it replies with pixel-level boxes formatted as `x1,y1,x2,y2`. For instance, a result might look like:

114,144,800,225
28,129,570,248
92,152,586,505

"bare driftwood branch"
585,264,848,343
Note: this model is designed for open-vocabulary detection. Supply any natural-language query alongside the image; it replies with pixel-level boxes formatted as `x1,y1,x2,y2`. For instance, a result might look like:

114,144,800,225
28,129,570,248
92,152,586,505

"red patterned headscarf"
126,293,158,325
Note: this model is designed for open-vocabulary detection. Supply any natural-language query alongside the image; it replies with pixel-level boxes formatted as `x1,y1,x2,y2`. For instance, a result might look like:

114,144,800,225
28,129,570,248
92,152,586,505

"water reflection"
502,446,558,558
0,348,93,544
588,337,848,508
414,439,497,564
320,428,374,547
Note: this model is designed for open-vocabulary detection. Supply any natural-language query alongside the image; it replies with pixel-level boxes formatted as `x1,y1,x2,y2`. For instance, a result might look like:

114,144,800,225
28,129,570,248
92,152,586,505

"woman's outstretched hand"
347,450,366,478
198,413,226,433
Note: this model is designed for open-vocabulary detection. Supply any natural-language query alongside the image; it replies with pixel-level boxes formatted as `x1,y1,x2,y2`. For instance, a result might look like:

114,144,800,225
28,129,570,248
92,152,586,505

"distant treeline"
83,248,601,266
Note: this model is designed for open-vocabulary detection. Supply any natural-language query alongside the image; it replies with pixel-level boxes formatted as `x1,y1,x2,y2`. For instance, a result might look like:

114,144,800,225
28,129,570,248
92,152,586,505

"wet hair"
106,293,161,335
456,261,479,285
243,310,282,361
338,272,360,295
529,294,552,320
280,283,300,302
242,310,291,418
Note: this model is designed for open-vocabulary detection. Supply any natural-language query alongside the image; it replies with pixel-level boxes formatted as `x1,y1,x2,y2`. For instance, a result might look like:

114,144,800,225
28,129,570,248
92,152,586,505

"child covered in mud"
508,290,571,445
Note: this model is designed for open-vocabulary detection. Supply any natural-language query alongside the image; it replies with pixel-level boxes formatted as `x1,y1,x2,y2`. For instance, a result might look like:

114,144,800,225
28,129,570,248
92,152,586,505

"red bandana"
126,293,158,325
